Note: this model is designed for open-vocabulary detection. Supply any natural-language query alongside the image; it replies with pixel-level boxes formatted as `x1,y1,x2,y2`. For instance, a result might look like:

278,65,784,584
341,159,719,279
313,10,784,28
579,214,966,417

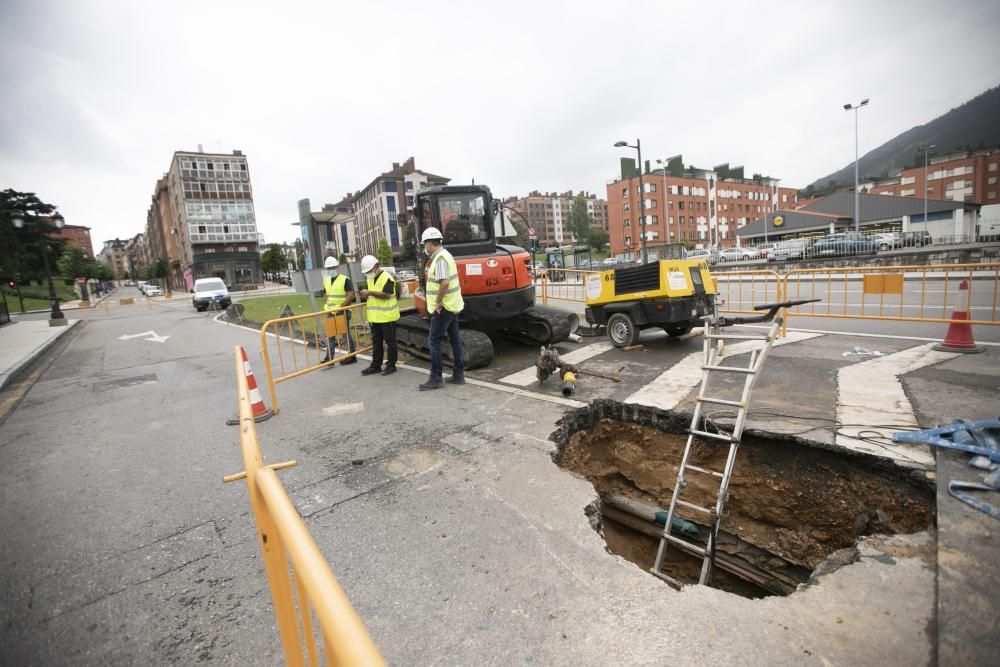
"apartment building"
154,148,262,289
859,148,1000,205
125,234,146,277
98,239,128,279
53,224,94,257
504,191,609,246
606,158,798,254
350,157,450,258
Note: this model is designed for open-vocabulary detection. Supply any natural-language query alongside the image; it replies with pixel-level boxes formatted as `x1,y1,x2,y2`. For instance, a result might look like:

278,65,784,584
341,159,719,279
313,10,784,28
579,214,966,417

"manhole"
93,374,158,392
551,400,935,598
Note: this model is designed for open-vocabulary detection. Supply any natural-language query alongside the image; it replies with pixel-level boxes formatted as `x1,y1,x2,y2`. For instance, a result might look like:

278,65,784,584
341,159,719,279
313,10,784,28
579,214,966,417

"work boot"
340,356,358,365
418,377,444,391
381,365,397,376
446,374,465,385
361,366,381,376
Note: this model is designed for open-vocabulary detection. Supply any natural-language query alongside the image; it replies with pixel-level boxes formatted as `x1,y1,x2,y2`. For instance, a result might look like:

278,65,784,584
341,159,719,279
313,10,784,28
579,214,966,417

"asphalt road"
2,285,998,664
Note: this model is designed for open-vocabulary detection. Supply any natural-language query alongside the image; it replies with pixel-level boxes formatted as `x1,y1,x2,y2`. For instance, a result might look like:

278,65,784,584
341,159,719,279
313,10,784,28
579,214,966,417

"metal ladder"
650,298,817,588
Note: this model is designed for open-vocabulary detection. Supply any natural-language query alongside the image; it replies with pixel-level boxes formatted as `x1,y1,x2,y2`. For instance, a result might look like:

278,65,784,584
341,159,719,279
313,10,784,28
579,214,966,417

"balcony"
192,250,261,263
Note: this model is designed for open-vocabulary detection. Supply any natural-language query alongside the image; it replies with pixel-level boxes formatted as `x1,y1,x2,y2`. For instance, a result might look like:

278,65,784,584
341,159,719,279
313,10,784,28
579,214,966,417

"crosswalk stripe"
499,341,614,386
623,330,823,410
836,342,957,465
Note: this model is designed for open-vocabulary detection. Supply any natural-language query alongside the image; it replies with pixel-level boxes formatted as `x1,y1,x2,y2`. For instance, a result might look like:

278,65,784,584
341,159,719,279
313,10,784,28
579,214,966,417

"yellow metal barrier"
538,268,602,306
226,346,386,666
781,262,1000,332
713,270,783,316
259,303,373,415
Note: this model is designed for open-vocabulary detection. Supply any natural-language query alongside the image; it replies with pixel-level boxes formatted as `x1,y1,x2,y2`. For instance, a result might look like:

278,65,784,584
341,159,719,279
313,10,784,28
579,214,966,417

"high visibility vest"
366,271,399,323
323,273,348,311
426,248,464,314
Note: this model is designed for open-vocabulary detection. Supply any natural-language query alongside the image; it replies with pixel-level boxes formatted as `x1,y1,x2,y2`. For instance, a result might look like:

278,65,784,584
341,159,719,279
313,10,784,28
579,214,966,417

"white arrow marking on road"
117,330,171,343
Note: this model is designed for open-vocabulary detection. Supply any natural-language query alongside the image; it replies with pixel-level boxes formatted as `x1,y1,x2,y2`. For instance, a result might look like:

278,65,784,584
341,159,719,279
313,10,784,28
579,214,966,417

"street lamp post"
615,139,647,264
843,98,870,232
918,144,936,233
656,155,682,246
12,211,67,326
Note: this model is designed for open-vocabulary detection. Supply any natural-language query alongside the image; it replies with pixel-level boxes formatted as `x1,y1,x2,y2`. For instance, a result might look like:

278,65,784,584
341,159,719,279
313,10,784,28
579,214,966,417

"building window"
384,181,397,193
989,163,997,172
406,181,414,191
988,176,997,185
988,192,997,200
622,187,628,196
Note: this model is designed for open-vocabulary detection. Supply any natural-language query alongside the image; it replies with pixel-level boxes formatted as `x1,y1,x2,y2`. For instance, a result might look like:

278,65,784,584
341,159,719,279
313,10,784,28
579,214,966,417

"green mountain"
805,85,1000,195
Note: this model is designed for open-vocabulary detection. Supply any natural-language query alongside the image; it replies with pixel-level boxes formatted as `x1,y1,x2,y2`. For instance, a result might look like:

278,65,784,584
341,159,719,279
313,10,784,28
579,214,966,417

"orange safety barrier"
538,268,603,306
225,346,386,666
259,303,373,415
713,270,783,316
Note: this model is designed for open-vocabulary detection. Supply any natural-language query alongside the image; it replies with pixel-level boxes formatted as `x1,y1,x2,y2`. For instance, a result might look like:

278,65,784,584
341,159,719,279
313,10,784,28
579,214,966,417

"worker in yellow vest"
321,255,357,365
358,254,399,376
418,227,464,391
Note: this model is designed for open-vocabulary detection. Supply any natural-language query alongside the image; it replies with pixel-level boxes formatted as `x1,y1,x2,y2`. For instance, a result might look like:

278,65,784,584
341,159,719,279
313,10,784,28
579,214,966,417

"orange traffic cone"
227,346,275,424
933,280,983,354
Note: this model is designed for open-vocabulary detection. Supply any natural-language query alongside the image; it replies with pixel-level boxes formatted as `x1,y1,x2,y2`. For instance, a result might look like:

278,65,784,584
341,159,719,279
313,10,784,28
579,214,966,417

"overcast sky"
2,0,998,249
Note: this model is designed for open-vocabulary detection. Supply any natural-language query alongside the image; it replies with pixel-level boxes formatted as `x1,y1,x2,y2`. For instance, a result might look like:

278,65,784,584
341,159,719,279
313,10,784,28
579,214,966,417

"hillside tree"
567,195,594,245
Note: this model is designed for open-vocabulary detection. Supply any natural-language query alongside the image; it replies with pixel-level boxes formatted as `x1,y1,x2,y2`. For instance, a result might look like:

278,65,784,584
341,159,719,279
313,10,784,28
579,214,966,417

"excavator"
394,184,578,369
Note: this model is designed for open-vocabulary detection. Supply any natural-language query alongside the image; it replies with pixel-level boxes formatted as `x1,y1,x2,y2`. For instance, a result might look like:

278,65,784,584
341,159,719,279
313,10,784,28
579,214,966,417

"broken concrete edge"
547,398,935,488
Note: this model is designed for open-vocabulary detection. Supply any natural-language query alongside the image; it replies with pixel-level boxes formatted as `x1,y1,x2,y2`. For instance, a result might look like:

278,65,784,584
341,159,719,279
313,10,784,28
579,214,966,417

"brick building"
98,239,128,279
504,191,608,246
606,157,798,255
859,148,1000,205
53,224,94,257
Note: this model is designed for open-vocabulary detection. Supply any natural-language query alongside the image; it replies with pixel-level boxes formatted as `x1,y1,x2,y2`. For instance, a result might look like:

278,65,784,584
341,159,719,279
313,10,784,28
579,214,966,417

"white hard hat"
324,256,339,268
360,255,378,274
421,227,444,243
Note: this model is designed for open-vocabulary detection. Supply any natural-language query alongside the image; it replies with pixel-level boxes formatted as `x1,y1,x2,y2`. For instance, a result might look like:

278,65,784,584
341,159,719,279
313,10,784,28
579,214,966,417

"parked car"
685,247,719,265
394,269,417,281
192,277,232,312
755,243,777,260
719,247,761,263
874,232,900,251
900,230,933,247
812,232,876,257
143,285,163,297
768,238,812,261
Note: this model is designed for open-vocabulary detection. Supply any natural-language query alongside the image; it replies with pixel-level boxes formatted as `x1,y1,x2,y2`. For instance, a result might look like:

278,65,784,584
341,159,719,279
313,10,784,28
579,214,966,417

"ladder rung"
685,464,724,478
705,333,771,341
697,397,744,407
703,365,757,375
689,429,733,442
661,532,707,555
649,569,684,589
676,499,713,514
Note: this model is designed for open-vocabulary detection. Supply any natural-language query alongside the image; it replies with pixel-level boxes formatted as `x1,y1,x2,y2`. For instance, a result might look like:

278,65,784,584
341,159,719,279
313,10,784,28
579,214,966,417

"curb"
0,320,81,392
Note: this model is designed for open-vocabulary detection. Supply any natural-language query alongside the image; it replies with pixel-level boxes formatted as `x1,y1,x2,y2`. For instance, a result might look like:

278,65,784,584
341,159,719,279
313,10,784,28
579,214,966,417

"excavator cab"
411,185,497,260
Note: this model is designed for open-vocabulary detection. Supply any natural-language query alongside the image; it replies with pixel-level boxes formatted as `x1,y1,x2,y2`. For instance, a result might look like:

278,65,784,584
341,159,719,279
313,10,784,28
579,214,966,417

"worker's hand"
359,289,369,299
435,305,443,315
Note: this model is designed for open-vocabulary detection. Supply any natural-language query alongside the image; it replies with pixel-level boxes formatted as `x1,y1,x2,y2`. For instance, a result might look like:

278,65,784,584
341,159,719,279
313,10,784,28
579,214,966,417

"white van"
192,278,232,312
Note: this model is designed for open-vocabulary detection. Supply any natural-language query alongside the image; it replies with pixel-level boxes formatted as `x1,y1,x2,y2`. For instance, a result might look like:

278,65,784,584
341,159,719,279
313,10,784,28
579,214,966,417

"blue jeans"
428,310,463,380
326,310,356,356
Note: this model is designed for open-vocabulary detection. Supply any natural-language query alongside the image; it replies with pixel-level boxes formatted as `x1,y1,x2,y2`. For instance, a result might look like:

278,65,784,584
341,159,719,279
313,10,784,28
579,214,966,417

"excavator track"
512,306,579,344
395,312,495,370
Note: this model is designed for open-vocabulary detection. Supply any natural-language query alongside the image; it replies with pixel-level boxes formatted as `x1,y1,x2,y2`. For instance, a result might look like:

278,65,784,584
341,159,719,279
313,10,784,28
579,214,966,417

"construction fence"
536,263,1000,329
259,303,373,415
226,345,385,666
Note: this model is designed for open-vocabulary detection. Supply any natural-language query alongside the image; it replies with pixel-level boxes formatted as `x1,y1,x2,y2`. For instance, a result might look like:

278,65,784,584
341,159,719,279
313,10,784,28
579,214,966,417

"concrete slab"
0,319,81,390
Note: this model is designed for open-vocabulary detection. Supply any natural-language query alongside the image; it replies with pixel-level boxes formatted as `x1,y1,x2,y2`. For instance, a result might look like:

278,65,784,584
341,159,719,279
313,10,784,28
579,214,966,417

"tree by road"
567,195,594,245
376,238,393,267
261,244,286,278
0,189,68,285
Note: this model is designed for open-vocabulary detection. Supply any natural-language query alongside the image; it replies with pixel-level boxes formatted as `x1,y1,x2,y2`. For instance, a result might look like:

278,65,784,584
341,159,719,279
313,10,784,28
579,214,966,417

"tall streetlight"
843,98,870,232
656,155,682,244
917,144,936,232
12,211,67,326
615,139,647,263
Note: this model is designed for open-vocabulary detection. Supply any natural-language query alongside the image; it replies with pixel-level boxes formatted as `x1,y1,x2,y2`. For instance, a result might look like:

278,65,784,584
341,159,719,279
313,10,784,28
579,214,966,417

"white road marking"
499,341,615,386
836,343,957,466
623,330,823,410
740,324,1000,347
117,330,170,343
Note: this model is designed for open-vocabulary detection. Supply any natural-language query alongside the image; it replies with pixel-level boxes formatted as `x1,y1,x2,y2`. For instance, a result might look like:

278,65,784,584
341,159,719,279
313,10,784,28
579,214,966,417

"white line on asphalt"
740,324,1000,346
499,341,615,386
623,330,823,410
835,343,957,466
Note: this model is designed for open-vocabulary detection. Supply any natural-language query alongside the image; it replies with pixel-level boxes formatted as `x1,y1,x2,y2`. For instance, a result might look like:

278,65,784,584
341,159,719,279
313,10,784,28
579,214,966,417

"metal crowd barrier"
713,270,782,315
226,346,386,666
538,268,602,306
781,262,1000,332
259,303,372,415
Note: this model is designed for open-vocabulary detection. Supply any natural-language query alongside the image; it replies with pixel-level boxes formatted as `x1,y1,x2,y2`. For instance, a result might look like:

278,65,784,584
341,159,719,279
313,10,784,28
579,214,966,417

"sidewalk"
0,319,80,391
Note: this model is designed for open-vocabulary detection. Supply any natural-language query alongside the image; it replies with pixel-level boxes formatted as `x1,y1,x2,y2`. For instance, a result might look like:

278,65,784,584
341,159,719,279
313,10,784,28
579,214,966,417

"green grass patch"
236,294,415,325
1,283,79,312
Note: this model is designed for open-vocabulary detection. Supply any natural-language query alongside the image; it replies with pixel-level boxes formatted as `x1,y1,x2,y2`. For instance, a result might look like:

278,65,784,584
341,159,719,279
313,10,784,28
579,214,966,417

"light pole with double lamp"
615,139,647,264
917,144,936,233
656,155,682,244
12,211,67,326
843,98,869,232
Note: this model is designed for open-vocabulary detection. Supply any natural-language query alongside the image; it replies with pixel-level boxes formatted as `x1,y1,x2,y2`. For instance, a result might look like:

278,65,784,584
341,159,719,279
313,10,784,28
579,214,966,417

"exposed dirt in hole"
551,401,935,594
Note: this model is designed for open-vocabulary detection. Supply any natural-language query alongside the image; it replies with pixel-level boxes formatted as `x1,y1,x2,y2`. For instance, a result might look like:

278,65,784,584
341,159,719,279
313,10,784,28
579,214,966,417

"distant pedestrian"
418,227,464,391
320,256,357,365
358,254,399,376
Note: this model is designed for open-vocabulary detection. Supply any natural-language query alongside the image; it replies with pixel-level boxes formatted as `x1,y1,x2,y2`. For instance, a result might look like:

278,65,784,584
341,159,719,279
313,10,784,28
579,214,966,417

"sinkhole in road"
550,400,935,598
